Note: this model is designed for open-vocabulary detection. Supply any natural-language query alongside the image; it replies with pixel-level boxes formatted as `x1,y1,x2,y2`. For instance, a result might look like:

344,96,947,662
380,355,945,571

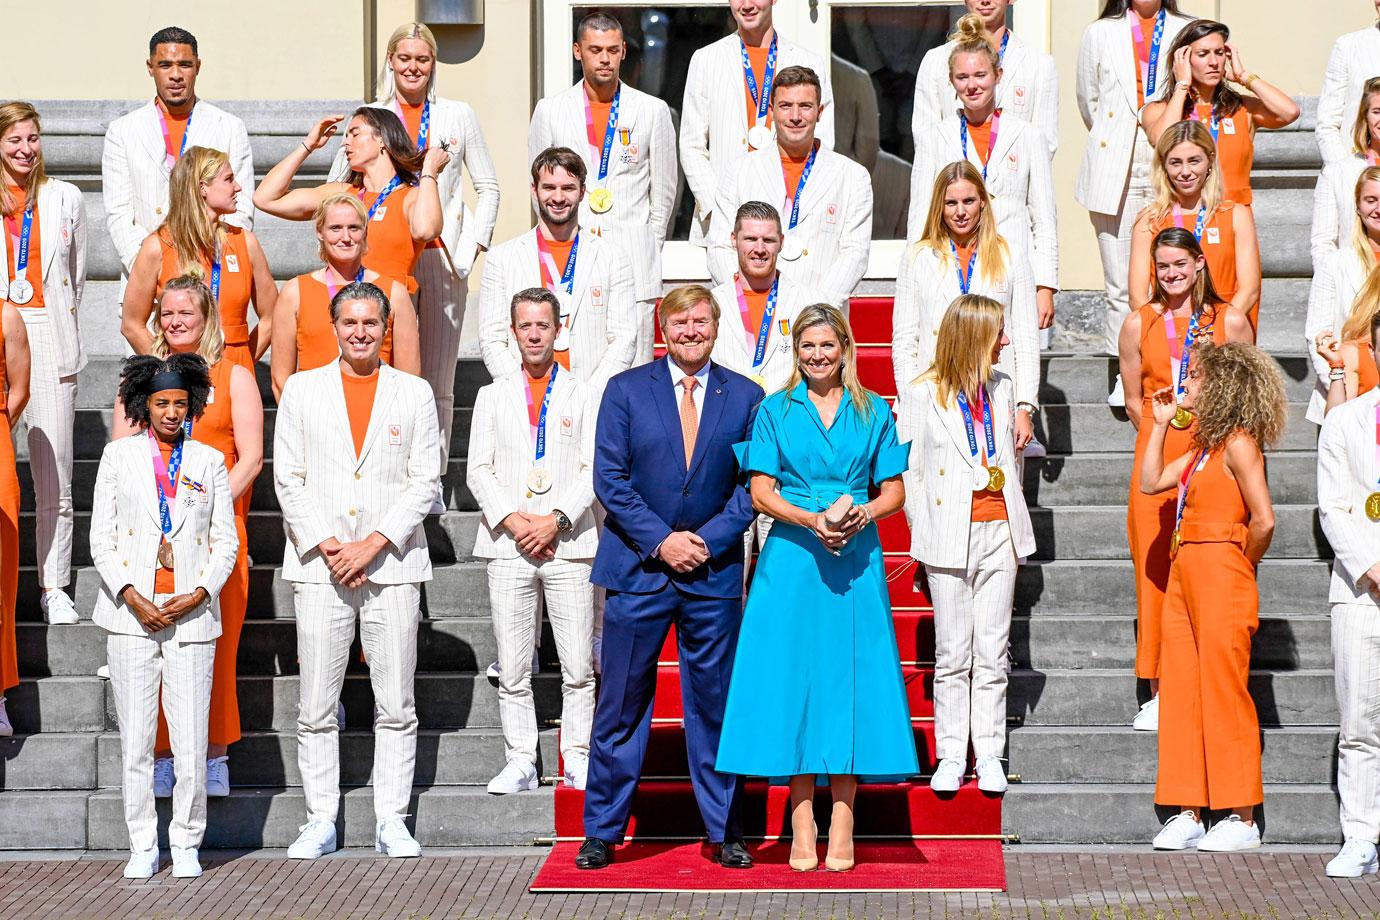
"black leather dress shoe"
716,839,754,868
575,837,613,869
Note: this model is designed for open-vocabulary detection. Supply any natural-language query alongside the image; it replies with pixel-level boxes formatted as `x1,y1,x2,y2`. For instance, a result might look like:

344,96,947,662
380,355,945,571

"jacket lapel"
988,118,1021,176
140,101,171,170
37,182,58,277
798,146,835,218
937,393,982,471
133,435,165,526
322,366,353,456
1114,17,1141,112
649,359,688,471
167,442,207,537
686,363,729,480
997,36,1028,109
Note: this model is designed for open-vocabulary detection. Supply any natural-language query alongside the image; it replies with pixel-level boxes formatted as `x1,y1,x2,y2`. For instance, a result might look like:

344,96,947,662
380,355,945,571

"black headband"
150,370,188,392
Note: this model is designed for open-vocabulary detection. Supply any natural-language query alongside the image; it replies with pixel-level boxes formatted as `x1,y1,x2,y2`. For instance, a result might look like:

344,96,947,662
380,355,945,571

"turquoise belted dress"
716,383,919,778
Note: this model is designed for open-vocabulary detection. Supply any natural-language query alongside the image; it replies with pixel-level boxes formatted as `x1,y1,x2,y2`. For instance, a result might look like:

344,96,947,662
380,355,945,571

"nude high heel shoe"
825,805,855,872
789,809,819,872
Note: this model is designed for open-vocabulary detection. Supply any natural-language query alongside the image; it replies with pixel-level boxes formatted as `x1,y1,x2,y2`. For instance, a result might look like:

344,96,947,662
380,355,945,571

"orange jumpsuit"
350,184,424,294
1128,303,1228,679
1150,203,1257,330
1193,102,1254,207
1155,443,1263,810
155,357,248,749
158,227,257,372
293,271,397,371
0,321,18,694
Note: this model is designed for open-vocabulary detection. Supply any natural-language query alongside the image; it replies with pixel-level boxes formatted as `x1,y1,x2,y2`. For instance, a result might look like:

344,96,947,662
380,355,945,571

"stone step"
1024,451,1317,506
0,791,91,848
1039,353,1315,405
1025,504,1325,562
4,677,108,734
0,733,98,791
1256,278,1310,352
1038,403,1315,453
1007,725,1338,785
1252,188,1311,278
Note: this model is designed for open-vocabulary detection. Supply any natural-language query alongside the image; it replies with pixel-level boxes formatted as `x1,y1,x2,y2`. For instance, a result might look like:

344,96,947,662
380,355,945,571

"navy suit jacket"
592,359,763,598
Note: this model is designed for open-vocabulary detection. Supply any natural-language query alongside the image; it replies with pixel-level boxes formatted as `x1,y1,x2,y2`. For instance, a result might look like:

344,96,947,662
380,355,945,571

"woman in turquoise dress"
717,303,915,873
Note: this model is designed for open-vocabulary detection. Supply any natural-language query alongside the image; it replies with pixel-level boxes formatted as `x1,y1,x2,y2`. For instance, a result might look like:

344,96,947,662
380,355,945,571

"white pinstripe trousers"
1090,137,1154,355
16,309,75,590
415,248,465,476
486,556,594,764
107,605,216,852
1333,602,1380,841
926,521,1018,762
294,581,421,823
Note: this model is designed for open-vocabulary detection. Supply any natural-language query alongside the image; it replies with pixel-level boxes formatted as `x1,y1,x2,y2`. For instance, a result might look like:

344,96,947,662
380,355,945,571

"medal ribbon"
157,100,194,170
1173,447,1210,540
359,176,404,222
1191,103,1221,146
208,248,221,303
998,30,1011,66
956,386,997,467
1130,8,1167,104
1171,204,1207,242
1162,308,1202,402
741,33,778,129
950,240,979,295
536,232,580,297
325,265,365,301
525,364,559,462
394,98,430,151
584,85,622,187
785,143,819,231
6,202,34,287
959,109,1002,182
147,429,185,543
1374,404,1380,489
734,274,779,371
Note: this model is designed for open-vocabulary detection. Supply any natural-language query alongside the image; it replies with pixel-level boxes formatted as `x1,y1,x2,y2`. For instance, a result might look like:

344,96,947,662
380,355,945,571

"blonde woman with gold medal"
1118,226,1251,732
901,293,1034,795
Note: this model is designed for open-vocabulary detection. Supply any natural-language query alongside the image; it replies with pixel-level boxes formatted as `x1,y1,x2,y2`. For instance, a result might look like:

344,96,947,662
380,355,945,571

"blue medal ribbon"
155,436,185,542
209,252,221,303
950,240,979,295
998,30,1010,65
558,234,579,296
534,364,558,464
741,34,778,127
956,387,997,463
364,176,404,222
787,144,819,231
1146,9,1166,98
959,109,1001,182
11,203,33,285
1173,311,1202,401
596,88,621,185
751,278,779,371
416,99,430,151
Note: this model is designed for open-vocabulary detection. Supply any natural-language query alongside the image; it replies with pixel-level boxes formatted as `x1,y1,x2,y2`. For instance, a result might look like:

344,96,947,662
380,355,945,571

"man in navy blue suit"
577,284,764,869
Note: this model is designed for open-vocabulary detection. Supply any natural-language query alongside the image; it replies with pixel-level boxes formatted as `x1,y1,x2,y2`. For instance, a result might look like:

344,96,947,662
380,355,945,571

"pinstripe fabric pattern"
1311,155,1368,264
273,364,440,585
1304,249,1369,424
1091,167,1154,355
294,581,420,823
707,147,872,309
413,247,467,474
529,82,678,303
1317,27,1380,166
907,115,1058,290
0,180,87,377
1332,602,1380,840
925,521,1018,761
1318,388,1380,605
913,31,1061,157
16,311,76,590
486,556,594,764
892,244,1039,408
708,274,812,395
108,620,216,851
679,32,836,246
477,229,639,400
101,100,255,275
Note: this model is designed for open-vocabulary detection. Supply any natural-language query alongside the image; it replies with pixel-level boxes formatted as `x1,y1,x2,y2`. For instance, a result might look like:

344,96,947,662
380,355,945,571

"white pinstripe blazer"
679,31,835,245
1304,248,1371,425
101,100,255,274
1074,12,1193,216
89,434,237,641
529,81,677,302
274,364,440,585
708,272,813,394
1317,26,1380,166
466,369,598,560
1318,387,1380,606
1311,154,1367,264
901,373,1035,569
477,228,638,399
329,96,501,276
0,179,87,376
892,243,1038,409
907,115,1058,290
707,145,871,308
912,31,1060,157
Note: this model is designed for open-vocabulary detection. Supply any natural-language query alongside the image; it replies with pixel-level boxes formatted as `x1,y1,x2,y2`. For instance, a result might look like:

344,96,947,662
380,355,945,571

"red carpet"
530,838,1006,892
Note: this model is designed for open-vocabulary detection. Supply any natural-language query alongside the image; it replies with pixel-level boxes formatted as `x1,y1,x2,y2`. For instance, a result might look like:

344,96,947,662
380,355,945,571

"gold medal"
1367,492,1380,522
1169,530,1181,558
750,374,766,389
157,538,175,570
1169,406,1194,430
588,187,613,214
985,466,1005,493
526,467,552,496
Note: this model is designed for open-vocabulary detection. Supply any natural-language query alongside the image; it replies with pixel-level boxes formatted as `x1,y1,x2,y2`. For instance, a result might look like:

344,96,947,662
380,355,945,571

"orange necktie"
680,376,699,468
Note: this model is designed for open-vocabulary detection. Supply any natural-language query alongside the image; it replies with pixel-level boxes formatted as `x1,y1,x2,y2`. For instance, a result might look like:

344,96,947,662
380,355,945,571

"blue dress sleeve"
733,399,783,478
870,398,910,483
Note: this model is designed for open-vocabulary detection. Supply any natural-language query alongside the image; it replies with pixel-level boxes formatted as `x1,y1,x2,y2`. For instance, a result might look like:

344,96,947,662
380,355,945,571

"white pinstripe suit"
708,272,813,396
1317,25,1380,167
1318,388,1380,841
274,363,441,824
707,145,872,309
892,243,1039,414
90,434,238,852
477,228,638,400
1311,154,1368,265
1304,248,1370,425
2,179,86,591
467,369,597,765
529,80,677,312
901,374,1034,762
101,100,255,276
913,31,1060,157
679,31,835,246
906,114,1058,291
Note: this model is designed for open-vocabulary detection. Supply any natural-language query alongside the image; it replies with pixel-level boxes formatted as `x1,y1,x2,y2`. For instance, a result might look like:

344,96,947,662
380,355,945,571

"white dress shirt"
667,355,710,417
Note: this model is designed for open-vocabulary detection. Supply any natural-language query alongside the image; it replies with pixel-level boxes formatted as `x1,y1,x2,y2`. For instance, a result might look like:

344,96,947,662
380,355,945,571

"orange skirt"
0,414,18,693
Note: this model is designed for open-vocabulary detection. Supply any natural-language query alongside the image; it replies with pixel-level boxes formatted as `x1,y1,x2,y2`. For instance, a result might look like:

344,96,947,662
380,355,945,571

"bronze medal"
157,538,175,570
1367,492,1380,523
986,466,1006,493
1169,406,1194,430
1169,530,1180,558
526,467,552,496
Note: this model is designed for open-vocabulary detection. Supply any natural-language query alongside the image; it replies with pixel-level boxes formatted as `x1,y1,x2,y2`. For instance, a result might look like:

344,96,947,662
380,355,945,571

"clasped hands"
123,585,210,634
811,504,869,552
318,533,389,588
501,512,560,561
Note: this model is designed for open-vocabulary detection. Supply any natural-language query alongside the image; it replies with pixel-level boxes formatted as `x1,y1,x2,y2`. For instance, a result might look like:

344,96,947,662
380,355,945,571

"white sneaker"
375,817,422,857
287,820,337,859
563,754,589,791
153,758,175,798
170,846,202,878
1152,811,1205,850
0,698,11,737
41,590,78,625
1327,839,1380,877
975,756,1008,793
1107,374,1126,408
122,847,160,879
1022,437,1047,460
485,660,501,679
336,700,346,731
1132,695,1160,732
486,759,539,794
96,664,110,680
929,757,965,793
1197,815,1261,852
206,756,230,797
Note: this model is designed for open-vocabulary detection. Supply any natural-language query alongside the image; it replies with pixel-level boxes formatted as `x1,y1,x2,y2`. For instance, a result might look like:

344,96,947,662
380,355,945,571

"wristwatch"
1016,401,1040,417
553,509,573,534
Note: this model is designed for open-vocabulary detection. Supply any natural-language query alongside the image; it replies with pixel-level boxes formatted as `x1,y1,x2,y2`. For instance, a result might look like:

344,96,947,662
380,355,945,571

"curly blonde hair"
1190,342,1287,452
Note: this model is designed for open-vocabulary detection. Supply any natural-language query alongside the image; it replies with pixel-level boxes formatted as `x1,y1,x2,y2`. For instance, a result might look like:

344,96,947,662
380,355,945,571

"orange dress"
1193,102,1254,206
4,185,45,308
1150,203,1257,329
350,184,424,294
1155,443,1263,810
292,272,397,371
154,357,249,750
158,227,256,372
0,320,18,693
1127,303,1228,680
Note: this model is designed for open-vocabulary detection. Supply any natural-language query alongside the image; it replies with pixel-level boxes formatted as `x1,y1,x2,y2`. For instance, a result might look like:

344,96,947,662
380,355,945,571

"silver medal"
7,278,33,305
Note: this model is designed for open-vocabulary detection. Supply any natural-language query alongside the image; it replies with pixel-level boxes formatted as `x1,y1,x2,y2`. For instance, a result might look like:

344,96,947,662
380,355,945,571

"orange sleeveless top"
293,272,396,371
350,184,424,293
1151,204,1238,302
1137,302,1230,401
158,226,254,348
1178,447,1250,546
1348,339,1380,396
1193,103,1254,206
192,357,238,472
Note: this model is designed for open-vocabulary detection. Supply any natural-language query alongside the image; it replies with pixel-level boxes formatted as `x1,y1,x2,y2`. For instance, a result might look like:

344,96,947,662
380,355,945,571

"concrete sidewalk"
1,845,1376,919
